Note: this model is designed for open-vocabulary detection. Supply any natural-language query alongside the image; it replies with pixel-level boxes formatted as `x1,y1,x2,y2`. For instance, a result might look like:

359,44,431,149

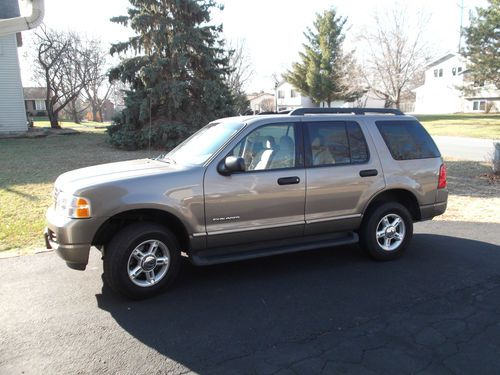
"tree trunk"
47,107,61,129
92,107,98,122
50,117,60,129
98,108,103,122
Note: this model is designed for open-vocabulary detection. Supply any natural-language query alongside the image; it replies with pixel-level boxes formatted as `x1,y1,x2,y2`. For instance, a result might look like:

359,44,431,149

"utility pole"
458,0,465,52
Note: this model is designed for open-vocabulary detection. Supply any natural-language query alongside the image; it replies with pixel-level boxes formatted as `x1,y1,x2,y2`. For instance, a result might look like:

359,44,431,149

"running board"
190,232,359,266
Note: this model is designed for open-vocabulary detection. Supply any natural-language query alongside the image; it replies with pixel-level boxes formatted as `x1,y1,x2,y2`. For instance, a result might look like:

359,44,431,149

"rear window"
376,120,440,160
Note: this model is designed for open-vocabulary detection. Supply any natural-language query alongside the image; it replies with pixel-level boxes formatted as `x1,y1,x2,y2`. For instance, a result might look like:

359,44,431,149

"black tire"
359,202,413,261
103,222,181,299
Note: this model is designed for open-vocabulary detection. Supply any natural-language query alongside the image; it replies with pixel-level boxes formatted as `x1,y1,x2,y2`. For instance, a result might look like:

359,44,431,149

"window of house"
35,100,46,111
433,69,438,77
376,120,440,160
278,90,285,99
452,67,457,76
231,124,298,171
473,100,486,111
306,121,369,167
438,68,443,77
458,67,462,73
290,90,297,98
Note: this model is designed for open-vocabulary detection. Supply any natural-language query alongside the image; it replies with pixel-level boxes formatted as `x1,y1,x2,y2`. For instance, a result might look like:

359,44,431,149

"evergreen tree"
108,0,236,150
284,8,363,106
462,0,500,89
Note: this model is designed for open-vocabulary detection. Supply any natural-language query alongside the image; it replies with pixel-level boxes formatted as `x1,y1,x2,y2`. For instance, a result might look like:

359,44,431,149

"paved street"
432,136,497,161
1,220,500,375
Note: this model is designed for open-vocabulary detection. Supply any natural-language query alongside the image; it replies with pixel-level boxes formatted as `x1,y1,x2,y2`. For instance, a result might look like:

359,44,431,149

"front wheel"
359,202,413,261
103,223,181,299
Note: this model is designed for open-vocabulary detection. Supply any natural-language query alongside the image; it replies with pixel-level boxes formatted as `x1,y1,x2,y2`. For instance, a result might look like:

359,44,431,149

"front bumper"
45,206,106,270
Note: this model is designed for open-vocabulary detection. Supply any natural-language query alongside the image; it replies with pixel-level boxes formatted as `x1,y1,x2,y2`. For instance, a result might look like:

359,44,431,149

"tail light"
438,163,447,189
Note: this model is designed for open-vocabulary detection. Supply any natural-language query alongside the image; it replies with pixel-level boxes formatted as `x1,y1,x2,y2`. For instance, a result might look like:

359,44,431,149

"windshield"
159,121,245,166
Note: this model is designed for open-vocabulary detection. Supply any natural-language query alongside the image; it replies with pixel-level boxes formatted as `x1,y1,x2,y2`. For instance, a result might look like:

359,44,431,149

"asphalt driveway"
1,220,500,375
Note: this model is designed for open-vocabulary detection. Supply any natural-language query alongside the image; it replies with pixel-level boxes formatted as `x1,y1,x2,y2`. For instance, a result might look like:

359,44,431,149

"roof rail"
288,107,404,116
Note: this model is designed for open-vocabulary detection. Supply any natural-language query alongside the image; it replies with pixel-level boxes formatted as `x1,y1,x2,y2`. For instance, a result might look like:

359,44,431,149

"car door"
304,120,385,235
203,122,306,248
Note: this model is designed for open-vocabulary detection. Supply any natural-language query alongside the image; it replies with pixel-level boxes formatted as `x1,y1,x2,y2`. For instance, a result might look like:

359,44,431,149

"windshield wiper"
155,155,176,165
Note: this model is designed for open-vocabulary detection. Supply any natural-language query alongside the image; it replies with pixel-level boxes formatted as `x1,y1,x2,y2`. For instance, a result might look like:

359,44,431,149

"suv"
44,108,448,298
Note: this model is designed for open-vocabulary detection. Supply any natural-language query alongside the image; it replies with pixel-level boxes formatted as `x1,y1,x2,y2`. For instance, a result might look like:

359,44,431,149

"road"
432,136,497,161
1,220,500,375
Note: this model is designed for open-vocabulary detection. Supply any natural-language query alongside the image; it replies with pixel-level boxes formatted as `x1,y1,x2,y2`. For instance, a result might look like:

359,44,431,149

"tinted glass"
376,120,440,160
232,124,296,171
307,121,369,166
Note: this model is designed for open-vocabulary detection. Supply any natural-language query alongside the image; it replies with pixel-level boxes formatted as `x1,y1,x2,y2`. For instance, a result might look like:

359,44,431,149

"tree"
284,8,363,106
358,8,429,109
108,0,237,150
462,0,500,89
32,26,93,128
62,97,88,123
226,39,253,114
82,39,114,122
260,98,275,112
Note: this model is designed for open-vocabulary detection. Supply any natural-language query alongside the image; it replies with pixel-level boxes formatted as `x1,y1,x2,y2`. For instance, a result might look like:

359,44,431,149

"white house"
414,53,500,114
276,80,387,111
248,92,275,113
276,81,317,111
0,0,28,133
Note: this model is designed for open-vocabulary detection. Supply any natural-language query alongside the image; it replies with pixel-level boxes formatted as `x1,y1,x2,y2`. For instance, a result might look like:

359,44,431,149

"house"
276,81,317,111
248,92,275,113
414,53,500,114
276,80,388,111
84,99,115,122
24,87,48,118
0,0,27,133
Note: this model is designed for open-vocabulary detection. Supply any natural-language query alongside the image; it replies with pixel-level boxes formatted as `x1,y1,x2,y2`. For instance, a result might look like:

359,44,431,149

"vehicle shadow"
96,233,500,374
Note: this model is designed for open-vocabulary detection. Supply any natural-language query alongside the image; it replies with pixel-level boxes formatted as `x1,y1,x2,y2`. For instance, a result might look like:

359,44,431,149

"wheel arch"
362,189,421,223
92,208,190,253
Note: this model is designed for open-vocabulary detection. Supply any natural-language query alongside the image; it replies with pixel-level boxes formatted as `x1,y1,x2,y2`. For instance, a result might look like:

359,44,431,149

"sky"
18,0,487,92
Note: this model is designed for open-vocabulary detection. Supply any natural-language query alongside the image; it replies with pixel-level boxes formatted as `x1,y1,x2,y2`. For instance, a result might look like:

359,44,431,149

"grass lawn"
416,113,500,139
0,123,151,254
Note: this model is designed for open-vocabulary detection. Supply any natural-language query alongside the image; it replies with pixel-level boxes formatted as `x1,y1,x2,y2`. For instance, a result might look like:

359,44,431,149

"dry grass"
416,114,500,139
0,124,151,254
435,159,500,223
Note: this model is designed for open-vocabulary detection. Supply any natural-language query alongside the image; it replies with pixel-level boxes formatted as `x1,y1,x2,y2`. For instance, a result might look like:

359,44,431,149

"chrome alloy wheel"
127,240,170,287
376,213,406,251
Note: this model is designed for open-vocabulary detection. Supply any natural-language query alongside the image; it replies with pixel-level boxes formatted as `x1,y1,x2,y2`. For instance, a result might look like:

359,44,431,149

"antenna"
148,95,152,157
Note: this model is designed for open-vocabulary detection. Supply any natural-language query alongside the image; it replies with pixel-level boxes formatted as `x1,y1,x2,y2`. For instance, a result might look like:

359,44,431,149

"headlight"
55,192,91,219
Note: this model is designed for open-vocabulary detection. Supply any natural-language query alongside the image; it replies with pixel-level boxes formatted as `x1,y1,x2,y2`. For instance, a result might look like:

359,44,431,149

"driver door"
203,122,306,248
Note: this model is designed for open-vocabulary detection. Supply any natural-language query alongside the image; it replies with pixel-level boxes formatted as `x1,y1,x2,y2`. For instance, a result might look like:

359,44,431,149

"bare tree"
62,97,88,124
358,8,430,109
32,26,93,128
82,39,114,122
260,98,275,112
226,39,254,114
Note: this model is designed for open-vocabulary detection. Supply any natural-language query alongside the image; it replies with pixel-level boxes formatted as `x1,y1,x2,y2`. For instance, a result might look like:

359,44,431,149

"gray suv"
44,108,448,298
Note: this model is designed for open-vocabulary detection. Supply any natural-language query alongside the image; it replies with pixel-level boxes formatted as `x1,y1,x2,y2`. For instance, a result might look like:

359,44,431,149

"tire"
359,202,413,261
103,222,181,299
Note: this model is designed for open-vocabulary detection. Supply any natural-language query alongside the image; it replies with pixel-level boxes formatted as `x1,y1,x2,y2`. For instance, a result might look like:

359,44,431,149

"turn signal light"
75,198,91,218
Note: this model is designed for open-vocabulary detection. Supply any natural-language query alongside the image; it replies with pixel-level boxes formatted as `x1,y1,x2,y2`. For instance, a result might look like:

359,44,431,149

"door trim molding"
306,213,361,225
207,221,305,236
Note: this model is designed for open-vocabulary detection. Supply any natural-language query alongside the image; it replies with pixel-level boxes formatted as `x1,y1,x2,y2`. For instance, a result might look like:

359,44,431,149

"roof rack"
288,107,404,116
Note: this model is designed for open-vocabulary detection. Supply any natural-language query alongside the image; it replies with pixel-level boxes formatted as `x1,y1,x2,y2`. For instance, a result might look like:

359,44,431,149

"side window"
307,121,369,167
376,120,440,160
231,124,297,171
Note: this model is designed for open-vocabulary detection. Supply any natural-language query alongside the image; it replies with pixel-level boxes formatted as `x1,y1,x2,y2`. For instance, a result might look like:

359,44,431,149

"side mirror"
217,156,245,176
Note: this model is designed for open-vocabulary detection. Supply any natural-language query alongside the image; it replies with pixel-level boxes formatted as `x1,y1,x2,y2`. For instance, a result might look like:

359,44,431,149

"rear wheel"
360,202,413,260
103,223,181,299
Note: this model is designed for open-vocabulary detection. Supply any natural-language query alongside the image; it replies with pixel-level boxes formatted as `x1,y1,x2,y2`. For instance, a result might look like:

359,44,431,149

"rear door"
203,122,306,248
303,120,385,235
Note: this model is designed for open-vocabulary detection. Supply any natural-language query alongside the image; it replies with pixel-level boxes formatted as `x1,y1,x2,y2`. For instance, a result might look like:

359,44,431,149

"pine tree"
284,8,363,106
462,0,500,89
108,0,236,150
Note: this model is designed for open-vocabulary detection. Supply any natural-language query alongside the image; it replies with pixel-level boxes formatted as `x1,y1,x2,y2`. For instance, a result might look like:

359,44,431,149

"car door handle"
277,176,301,185
359,169,378,177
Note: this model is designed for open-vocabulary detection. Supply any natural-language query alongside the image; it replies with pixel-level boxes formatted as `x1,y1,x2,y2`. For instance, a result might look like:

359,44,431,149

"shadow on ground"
96,233,500,374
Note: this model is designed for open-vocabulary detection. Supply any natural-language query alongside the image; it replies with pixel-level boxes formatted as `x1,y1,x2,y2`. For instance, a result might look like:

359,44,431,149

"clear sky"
19,0,486,92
